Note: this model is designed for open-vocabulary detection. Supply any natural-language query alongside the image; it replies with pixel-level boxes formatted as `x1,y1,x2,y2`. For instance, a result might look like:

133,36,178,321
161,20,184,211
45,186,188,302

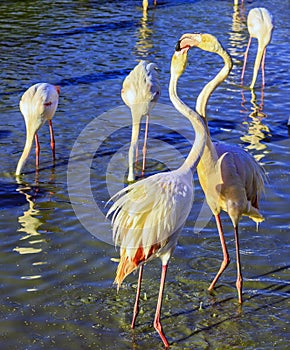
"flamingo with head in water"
15,83,60,176
241,7,274,89
121,60,160,182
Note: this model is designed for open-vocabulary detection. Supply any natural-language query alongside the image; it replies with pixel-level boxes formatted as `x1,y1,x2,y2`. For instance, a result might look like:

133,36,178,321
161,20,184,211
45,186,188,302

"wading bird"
121,60,160,182
233,0,244,6
142,0,157,13
241,7,274,89
177,33,266,303
107,48,206,347
15,83,60,176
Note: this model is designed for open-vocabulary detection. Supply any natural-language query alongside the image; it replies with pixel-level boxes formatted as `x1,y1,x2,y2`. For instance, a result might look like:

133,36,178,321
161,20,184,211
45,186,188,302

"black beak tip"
175,40,182,51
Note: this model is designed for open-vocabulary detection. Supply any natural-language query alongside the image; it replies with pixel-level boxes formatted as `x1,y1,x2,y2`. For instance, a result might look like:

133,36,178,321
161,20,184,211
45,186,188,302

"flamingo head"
177,33,222,54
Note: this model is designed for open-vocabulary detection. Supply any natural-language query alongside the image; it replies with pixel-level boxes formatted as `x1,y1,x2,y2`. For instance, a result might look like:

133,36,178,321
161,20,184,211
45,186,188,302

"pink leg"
261,48,267,89
208,214,230,291
131,265,144,328
142,114,149,177
135,147,138,161
260,83,265,112
241,37,252,84
35,133,40,169
134,147,139,177
234,225,243,304
49,120,55,162
154,265,169,348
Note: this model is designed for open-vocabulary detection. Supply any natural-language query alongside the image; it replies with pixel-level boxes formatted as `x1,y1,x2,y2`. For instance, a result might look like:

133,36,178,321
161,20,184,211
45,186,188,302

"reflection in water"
240,89,271,162
135,6,155,58
13,180,51,290
16,186,43,243
228,1,247,83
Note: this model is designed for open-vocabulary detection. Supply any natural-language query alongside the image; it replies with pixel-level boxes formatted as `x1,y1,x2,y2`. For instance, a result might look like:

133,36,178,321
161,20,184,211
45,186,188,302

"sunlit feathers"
121,60,160,181
15,83,60,175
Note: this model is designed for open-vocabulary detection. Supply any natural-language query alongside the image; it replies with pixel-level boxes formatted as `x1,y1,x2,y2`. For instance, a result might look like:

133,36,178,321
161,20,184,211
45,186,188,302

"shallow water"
0,0,289,349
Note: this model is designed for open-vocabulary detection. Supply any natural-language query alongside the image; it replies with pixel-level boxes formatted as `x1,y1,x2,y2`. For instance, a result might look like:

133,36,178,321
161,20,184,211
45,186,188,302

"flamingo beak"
176,34,202,52
175,35,197,53
175,40,190,55
175,40,182,51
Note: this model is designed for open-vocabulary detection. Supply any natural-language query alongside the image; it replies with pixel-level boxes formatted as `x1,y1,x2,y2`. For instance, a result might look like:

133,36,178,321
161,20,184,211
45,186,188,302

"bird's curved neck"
196,47,232,121
15,132,35,176
195,46,232,177
250,45,265,89
15,124,37,176
169,72,206,172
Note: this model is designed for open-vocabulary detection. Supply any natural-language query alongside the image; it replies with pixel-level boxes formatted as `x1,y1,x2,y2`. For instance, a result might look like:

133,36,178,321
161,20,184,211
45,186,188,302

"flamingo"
15,83,60,176
233,0,244,6
142,0,157,13
241,7,274,89
121,60,160,182
107,47,206,347
177,33,267,303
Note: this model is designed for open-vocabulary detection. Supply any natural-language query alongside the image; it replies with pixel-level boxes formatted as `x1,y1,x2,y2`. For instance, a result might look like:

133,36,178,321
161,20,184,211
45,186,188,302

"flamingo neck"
169,72,206,172
250,44,265,89
15,129,36,176
195,45,232,177
196,46,232,121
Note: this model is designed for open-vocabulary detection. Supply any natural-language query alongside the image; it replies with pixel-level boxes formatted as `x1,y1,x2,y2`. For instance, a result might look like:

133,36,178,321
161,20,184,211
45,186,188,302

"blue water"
0,0,289,349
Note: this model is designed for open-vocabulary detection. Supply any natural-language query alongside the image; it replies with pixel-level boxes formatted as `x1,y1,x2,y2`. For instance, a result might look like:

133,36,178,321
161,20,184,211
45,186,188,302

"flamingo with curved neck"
241,8,274,89
177,33,266,303
107,46,206,347
15,83,60,176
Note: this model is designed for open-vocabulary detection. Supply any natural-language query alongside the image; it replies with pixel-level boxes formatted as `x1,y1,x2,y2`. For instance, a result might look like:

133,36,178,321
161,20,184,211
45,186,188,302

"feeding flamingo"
15,83,60,176
241,7,274,89
121,60,160,182
142,0,157,13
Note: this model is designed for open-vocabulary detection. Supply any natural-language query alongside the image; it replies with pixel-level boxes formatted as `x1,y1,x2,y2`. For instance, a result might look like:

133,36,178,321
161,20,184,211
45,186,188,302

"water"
0,0,289,349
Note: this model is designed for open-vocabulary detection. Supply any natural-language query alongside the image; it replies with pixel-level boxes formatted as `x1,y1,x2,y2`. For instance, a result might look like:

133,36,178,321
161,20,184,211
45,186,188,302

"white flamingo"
241,7,274,89
16,83,60,176
121,60,160,181
107,46,206,347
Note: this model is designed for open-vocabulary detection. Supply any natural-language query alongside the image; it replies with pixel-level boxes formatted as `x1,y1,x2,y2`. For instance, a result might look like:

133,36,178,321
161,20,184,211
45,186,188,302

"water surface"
0,0,289,349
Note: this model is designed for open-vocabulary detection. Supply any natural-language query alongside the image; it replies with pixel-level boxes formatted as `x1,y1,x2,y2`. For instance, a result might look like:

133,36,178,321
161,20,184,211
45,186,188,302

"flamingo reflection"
240,89,271,162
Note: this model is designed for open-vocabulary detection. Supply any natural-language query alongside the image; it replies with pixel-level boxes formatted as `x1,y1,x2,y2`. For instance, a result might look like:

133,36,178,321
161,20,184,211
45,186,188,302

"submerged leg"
49,120,55,162
35,133,40,169
234,225,243,304
154,264,169,348
142,114,150,177
208,214,230,291
241,37,252,84
131,265,144,328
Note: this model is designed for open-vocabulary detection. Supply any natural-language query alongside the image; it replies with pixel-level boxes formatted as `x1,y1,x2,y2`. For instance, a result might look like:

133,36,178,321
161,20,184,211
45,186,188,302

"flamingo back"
107,169,194,287
215,142,266,224
121,60,160,116
20,83,59,134
247,8,274,47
